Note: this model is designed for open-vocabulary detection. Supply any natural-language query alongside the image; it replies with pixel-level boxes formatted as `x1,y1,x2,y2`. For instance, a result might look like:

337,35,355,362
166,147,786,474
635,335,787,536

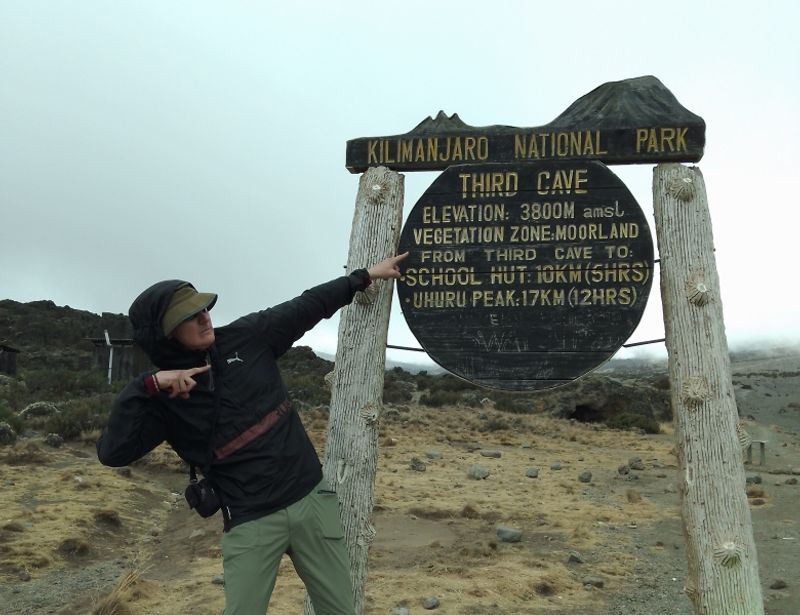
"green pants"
221,481,356,615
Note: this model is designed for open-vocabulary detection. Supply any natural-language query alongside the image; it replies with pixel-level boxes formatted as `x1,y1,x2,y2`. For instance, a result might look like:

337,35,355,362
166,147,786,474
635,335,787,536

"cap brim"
163,292,217,336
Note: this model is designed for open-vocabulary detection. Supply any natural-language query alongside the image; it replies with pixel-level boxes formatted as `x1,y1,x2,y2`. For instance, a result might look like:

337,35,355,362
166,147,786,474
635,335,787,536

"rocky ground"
0,354,797,614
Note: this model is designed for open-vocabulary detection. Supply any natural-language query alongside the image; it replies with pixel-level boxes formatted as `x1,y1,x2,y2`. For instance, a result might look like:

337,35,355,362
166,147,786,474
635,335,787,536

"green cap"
162,283,217,336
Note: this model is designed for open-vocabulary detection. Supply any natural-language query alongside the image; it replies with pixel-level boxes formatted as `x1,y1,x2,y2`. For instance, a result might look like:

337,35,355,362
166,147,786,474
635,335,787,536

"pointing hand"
156,365,211,399
367,252,410,281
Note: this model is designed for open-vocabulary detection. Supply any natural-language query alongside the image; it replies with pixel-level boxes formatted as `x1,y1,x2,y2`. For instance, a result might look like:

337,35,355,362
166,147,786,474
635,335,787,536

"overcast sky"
1,1,798,369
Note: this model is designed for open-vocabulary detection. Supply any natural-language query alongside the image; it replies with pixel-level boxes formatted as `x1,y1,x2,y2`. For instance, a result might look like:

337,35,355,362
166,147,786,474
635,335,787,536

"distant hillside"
0,299,338,376
0,299,131,371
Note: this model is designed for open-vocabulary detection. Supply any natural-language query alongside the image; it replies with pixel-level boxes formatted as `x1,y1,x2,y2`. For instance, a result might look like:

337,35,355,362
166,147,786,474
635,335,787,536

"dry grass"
0,438,166,583
2,405,682,614
1,441,51,465
92,568,143,615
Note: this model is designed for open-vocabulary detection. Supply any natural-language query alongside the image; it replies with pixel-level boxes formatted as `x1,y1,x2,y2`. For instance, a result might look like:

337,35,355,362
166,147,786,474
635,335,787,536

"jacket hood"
129,279,211,369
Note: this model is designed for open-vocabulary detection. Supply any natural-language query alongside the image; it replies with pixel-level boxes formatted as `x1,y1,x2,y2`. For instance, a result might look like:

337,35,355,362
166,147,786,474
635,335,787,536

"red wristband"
144,373,159,395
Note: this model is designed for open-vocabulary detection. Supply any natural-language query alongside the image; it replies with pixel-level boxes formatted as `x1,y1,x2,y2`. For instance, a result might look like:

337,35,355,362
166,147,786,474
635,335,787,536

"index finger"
393,251,410,262
187,364,211,375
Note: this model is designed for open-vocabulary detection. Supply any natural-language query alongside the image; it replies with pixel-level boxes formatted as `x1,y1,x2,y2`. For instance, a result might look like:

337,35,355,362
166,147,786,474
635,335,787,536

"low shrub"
283,372,330,407
419,390,462,407
479,417,511,432
605,412,661,434
22,368,110,401
382,378,413,405
0,376,30,411
491,392,534,414
44,394,114,440
0,399,24,434
427,374,477,394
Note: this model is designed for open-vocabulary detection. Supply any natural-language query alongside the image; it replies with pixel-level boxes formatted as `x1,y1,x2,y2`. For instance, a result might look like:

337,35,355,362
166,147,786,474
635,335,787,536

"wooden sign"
346,76,705,173
396,161,654,390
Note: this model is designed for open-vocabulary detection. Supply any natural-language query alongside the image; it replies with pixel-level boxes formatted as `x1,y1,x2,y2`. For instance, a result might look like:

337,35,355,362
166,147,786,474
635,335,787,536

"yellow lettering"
414,140,425,161
427,138,438,161
676,127,688,151
635,128,648,153
464,137,476,160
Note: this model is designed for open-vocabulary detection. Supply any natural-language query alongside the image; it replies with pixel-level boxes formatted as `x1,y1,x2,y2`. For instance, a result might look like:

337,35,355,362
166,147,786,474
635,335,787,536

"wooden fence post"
303,166,404,614
652,163,764,613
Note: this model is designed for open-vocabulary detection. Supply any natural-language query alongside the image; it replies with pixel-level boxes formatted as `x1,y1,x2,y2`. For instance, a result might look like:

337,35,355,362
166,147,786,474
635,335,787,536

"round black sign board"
397,161,654,390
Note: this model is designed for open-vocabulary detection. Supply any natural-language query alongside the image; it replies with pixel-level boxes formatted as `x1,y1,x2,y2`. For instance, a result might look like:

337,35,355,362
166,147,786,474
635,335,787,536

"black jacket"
97,271,371,529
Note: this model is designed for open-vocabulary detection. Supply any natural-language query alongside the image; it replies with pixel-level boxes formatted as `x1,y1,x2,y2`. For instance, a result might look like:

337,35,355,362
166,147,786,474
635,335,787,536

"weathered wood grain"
653,163,763,614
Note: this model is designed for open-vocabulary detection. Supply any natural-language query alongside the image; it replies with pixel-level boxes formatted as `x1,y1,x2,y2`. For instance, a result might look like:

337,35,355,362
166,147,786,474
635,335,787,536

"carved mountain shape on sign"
345,75,705,172
547,75,703,129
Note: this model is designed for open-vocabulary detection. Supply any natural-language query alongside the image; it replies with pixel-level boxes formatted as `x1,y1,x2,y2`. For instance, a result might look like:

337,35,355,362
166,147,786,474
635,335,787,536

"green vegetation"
0,298,667,440
419,389,462,407
604,412,661,434
43,394,115,440
490,392,537,414
0,398,24,433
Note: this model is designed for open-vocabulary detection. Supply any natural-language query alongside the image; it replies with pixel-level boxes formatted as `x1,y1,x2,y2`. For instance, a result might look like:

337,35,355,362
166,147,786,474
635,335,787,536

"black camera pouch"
184,477,221,518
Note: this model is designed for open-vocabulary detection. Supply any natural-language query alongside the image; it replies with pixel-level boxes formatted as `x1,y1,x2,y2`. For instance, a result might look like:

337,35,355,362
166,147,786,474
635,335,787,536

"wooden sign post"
653,163,763,614
305,167,404,615
331,76,763,614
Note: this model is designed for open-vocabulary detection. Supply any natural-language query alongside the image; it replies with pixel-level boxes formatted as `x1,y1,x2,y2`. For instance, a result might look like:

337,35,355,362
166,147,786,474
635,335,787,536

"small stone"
18,570,31,581
525,467,539,479
520,442,532,449
769,579,787,590
425,450,442,460
628,457,645,471
409,457,427,472
785,477,797,485
617,464,630,475
583,576,605,589
567,551,584,564
383,437,398,447
422,596,440,609
468,465,490,480
745,474,762,484
480,450,502,459
496,526,522,543
392,609,410,615
550,462,562,471
749,498,766,506
578,471,592,483
211,575,225,585
189,529,206,539
115,467,132,478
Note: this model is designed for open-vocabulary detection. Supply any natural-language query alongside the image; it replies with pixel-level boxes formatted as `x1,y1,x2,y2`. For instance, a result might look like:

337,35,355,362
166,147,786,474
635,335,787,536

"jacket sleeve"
96,376,168,467
238,270,371,358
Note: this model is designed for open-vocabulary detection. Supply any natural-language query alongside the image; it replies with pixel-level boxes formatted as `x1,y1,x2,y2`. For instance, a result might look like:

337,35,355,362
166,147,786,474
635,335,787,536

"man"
97,253,408,615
